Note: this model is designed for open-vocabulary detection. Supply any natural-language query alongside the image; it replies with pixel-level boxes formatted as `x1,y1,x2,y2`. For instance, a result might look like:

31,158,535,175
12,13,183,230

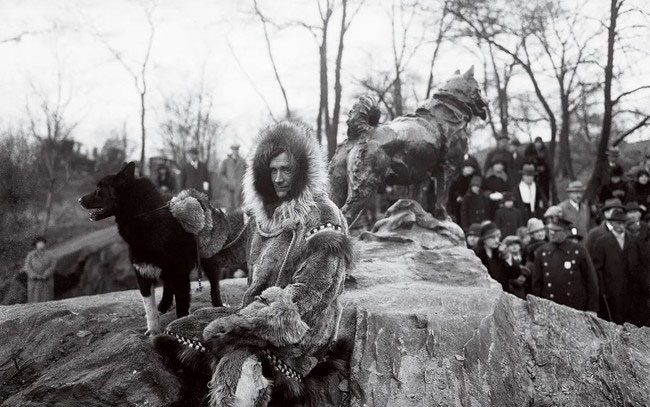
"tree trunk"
140,91,146,176
329,0,348,159
558,93,574,179
585,0,618,202
42,180,55,236
393,71,403,117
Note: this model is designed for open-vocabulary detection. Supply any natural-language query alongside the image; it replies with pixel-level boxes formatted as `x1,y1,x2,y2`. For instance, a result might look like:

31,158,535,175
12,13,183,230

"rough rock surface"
1,200,648,406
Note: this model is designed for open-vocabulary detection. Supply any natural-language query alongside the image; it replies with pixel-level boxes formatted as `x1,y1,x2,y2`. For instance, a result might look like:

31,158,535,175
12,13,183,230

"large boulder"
0,200,648,406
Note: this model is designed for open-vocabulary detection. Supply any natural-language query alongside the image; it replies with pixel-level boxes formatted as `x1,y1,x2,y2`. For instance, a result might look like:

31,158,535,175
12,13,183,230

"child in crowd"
502,235,528,298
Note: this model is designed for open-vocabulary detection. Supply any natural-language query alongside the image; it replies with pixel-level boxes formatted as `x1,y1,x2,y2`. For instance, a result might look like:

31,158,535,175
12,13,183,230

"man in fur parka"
157,121,353,407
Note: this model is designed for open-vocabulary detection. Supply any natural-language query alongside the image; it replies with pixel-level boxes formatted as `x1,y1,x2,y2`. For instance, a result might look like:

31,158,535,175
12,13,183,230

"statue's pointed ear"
463,65,475,79
454,69,461,75
117,162,136,180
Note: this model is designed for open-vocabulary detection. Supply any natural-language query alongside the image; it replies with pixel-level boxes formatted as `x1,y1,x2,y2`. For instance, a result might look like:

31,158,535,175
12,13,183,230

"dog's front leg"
136,271,161,335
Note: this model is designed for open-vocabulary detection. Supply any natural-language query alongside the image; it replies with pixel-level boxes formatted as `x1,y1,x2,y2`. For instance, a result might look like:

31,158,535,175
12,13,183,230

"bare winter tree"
585,0,650,200
92,2,156,175
354,0,427,119
160,86,223,170
25,74,78,236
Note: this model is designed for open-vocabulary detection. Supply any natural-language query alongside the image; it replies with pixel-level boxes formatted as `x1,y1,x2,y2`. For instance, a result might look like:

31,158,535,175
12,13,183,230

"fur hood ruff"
243,121,330,233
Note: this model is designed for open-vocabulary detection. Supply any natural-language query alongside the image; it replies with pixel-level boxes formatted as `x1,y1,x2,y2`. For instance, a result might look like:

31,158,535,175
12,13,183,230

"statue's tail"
347,94,380,139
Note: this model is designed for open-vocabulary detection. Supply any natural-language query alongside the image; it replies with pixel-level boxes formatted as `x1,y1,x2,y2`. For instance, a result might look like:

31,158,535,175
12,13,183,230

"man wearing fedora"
531,216,599,313
585,198,624,254
513,163,547,222
558,180,591,238
591,207,639,323
181,147,210,193
220,143,247,210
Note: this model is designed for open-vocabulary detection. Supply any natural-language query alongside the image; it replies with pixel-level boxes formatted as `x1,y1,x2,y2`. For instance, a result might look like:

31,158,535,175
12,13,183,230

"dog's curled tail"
346,95,380,140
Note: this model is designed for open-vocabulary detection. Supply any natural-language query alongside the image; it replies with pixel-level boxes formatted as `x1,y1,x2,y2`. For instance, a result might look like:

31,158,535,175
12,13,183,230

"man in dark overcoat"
531,217,599,313
181,147,210,193
591,208,638,323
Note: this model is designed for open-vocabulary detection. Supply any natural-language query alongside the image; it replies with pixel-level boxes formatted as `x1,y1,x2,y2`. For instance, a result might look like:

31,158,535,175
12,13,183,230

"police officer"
531,216,599,313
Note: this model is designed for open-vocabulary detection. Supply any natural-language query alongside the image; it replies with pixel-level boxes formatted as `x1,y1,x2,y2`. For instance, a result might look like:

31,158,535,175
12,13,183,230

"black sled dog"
79,162,247,334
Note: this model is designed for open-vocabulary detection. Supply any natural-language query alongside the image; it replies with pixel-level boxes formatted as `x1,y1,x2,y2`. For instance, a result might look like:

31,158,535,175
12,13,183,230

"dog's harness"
162,330,304,382
133,203,171,219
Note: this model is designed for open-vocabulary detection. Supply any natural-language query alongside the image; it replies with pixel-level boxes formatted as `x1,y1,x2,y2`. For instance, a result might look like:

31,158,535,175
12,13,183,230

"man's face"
639,174,649,185
232,148,240,158
270,152,294,199
609,220,626,234
35,241,46,250
627,211,642,223
504,200,514,208
484,231,501,249
535,140,543,149
493,163,504,174
569,191,582,202
522,174,534,185
547,225,567,243
462,166,474,176
189,152,199,162
610,176,621,184
471,185,480,194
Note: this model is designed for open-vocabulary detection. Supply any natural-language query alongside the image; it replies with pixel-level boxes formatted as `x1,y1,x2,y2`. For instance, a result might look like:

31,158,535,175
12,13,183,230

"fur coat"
159,122,353,407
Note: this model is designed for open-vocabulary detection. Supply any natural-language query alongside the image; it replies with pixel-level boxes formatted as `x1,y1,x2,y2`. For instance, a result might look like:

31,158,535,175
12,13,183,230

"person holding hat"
585,198,625,254
598,165,628,204
447,155,481,223
531,217,599,313
513,163,547,222
23,236,56,303
465,223,482,250
181,147,210,193
475,222,521,292
591,208,639,323
628,169,650,214
558,180,591,239
460,175,491,230
220,143,247,209
494,191,524,237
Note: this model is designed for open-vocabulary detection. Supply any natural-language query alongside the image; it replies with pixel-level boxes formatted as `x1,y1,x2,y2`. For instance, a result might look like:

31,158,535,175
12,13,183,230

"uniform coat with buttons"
460,191,491,230
532,239,599,312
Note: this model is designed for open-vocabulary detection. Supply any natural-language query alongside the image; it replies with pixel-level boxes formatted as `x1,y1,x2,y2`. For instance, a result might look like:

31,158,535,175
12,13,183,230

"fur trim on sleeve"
169,190,205,234
305,229,354,267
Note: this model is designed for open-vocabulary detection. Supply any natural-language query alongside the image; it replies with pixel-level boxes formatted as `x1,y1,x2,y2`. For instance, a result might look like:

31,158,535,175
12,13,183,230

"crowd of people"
451,135,650,327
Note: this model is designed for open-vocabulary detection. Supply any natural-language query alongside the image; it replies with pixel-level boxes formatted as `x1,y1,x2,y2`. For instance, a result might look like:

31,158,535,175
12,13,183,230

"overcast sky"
0,0,647,163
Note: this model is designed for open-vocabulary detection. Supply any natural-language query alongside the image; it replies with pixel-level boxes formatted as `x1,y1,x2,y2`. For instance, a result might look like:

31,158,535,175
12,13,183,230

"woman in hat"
475,222,520,292
23,236,56,303
447,156,481,223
